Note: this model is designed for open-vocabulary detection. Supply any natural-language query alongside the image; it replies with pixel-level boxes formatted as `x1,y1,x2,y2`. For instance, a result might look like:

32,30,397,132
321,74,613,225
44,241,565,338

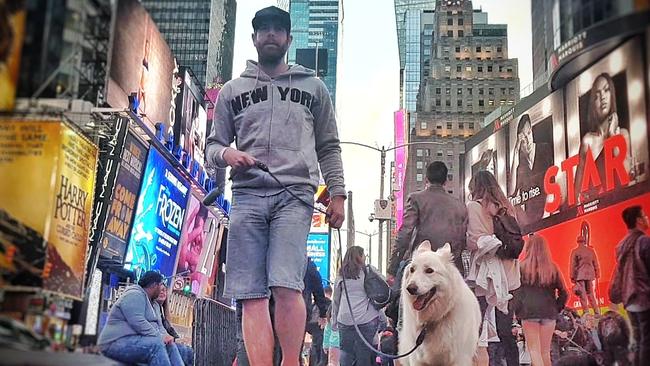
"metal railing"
193,298,238,366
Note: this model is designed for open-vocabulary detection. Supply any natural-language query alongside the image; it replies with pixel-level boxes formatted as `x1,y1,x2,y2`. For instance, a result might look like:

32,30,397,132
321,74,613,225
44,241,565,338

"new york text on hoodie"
206,61,345,197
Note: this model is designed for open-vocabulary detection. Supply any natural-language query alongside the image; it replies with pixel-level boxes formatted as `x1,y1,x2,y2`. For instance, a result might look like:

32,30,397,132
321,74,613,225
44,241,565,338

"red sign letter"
561,154,580,206
580,148,602,193
544,165,562,213
604,134,630,191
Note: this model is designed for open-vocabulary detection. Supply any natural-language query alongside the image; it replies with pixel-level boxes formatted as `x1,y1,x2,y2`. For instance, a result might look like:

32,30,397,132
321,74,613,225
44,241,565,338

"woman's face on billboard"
593,76,612,120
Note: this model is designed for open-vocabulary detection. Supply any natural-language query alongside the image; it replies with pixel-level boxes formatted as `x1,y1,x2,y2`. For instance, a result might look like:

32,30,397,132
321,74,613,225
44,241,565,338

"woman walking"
512,234,568,366
331,246,381,366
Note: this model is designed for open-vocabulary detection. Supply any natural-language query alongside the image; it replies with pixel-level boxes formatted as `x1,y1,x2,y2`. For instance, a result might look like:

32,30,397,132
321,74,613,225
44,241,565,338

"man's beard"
257,42,288,65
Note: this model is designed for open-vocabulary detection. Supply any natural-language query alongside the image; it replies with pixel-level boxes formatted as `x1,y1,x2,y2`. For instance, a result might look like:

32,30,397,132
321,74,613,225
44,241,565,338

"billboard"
394,110,407,230
174,68,207,168
0,120,64,289
463,122,508,201
125,147,190,280
43,124,98,298
307,232,330,286
106,0,177,133
0,1,26,111
99,132,148,261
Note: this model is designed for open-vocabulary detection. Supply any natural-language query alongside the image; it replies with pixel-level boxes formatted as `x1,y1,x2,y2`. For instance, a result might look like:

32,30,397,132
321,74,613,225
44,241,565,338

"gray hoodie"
97,285,161,347
206,60,345,197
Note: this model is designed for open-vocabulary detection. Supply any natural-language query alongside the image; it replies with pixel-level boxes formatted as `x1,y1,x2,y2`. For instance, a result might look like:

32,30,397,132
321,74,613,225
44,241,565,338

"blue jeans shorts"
223,188,314,300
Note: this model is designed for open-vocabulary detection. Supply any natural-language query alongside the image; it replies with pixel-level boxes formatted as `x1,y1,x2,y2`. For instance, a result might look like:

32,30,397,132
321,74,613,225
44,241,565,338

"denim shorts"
523,318,556,325
223,188,314,300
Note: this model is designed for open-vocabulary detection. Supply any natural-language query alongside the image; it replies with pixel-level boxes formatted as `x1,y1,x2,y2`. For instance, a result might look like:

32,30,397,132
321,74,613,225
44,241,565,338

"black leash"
255,161,426,360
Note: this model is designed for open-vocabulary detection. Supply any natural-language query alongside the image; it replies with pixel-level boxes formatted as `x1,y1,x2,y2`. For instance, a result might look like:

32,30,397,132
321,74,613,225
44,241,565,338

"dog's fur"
399,241,481,366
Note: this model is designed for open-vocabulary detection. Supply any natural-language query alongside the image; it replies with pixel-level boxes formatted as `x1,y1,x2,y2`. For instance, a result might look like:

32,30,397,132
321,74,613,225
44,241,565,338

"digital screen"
307,232,330,286
124,147,190,280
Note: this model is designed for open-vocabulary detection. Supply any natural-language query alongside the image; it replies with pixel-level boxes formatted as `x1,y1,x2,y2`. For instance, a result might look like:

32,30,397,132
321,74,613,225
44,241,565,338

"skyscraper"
530,0,635,90
403,0,519,199
142,0,237,87
285,0,339,106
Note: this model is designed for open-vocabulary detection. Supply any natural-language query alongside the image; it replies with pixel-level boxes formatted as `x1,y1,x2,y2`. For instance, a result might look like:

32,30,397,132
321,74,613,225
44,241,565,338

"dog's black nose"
407,284,419,295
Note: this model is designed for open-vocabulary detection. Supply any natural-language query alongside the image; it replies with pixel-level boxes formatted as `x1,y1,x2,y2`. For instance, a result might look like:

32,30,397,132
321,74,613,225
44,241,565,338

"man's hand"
223,148,256,169
318,317,328,329
163,335,174,345
326,195,345,228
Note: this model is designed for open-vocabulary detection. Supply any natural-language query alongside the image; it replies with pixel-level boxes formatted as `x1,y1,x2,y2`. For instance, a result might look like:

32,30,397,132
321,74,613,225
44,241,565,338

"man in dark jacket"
388,161,468,279
611,205,650,366
303,258,329,366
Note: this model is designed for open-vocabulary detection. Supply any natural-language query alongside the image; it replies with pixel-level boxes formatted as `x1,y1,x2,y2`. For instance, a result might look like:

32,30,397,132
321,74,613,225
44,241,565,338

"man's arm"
309,267,329,318
206,84,235,168
639,236,650,275
592,248,600,279
120,291,159,337
312,81,345,198
570,251,578,282
388,194,419,276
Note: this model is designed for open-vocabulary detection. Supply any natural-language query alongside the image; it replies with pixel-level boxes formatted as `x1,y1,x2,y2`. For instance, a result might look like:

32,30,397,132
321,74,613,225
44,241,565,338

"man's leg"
630,311,642,366
236,301,250,366
176,343,194,366
101,335,171,366
166,342,185,366
243,297,275,365
637,310,650,366
272,287,306,366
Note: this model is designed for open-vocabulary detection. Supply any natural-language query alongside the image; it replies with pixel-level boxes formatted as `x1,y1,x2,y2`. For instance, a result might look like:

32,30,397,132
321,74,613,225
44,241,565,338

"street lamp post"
339,229,379,266
340,140,447,273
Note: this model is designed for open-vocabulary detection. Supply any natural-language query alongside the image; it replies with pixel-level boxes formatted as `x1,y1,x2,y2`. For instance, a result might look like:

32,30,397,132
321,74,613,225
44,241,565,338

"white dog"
399,241,481,366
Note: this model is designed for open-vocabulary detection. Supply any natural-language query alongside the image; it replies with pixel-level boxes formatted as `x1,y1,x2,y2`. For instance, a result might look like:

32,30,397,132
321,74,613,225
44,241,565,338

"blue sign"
307,232,330,286
124,147,190,281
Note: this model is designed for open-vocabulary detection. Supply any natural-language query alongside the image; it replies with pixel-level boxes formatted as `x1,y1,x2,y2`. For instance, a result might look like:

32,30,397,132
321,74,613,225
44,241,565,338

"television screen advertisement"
0,120,62,289
463,125,508,202
99,132,148,262
124,147,190,280
534,191,650,311
174,68,207,168
0,2,26,111
105,0,176,133
507,91,566,229
43,124,99,299
307,232,330,286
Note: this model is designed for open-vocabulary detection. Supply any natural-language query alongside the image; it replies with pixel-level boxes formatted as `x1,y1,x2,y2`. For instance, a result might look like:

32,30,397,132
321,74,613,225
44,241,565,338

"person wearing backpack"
331,246,382,366
466,170,522,366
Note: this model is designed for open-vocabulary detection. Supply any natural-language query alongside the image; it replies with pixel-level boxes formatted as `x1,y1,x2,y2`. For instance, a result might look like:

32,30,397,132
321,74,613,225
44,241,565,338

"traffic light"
182,277,191,295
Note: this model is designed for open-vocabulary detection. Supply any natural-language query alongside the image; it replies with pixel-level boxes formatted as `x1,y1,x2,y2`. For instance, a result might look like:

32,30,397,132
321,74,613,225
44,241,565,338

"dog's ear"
436,243,454,263
417,240,432,253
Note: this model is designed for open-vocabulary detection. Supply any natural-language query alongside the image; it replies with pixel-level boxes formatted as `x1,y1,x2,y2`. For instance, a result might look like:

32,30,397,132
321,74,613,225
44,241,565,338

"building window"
448,190,454,194
436,99,441,106
420,122,428,129
487,65,493,72
469,123,475,129
447,150,453,156
478,65,483,72
489,99,495,106
479,88,484,95
447,30,453,37
446,100,451,107
457,88,462,95
501,87,506,94
447,123,453,129
444,65,451,72
416,174,423,182
416,161,424,169
467,88,472,95
445,88,451,94
435,88,441,94
466,65,472,72
458,30,464,37
459,123,464,129
479,100,484,106
437,150,443,157
455,46,461,53
417,149,423,157
424,48,431,56
458,18,464,26
457,100,462,107
436,124,443,130
508,100,515,105
448,174,453,181
488,88,494,95
456,65,461,72
447,18,453,25
509,87,515,95
476,46,481,52
497,46,502,53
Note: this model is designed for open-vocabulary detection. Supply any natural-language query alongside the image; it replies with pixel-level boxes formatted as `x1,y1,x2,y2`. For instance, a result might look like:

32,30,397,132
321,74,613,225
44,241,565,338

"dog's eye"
425,268,434,274
409,266,415,273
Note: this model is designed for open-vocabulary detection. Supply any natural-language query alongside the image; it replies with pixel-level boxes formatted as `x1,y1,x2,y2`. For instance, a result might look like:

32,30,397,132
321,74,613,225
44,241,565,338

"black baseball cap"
252,6,291,33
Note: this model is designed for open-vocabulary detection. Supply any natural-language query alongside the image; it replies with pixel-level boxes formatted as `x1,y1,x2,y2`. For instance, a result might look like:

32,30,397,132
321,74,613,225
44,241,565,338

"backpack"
363,265,392,310
492,207,524,259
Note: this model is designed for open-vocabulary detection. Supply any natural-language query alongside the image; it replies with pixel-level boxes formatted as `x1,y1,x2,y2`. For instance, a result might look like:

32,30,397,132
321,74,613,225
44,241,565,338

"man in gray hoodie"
97,271,184,366
206,6,346,366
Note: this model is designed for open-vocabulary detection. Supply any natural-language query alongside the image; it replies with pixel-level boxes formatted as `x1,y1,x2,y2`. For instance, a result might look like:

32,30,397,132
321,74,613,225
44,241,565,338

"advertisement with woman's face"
563,37,649,208
175,195,209,294
464,128,507,201
507,91,566,228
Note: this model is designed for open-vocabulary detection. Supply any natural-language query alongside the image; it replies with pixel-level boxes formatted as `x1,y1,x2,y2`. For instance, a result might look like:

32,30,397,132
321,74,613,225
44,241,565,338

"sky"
231,0,533,265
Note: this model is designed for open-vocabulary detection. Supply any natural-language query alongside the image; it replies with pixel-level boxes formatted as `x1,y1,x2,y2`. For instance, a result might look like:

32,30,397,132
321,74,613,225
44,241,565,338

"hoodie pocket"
272,147,310,180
